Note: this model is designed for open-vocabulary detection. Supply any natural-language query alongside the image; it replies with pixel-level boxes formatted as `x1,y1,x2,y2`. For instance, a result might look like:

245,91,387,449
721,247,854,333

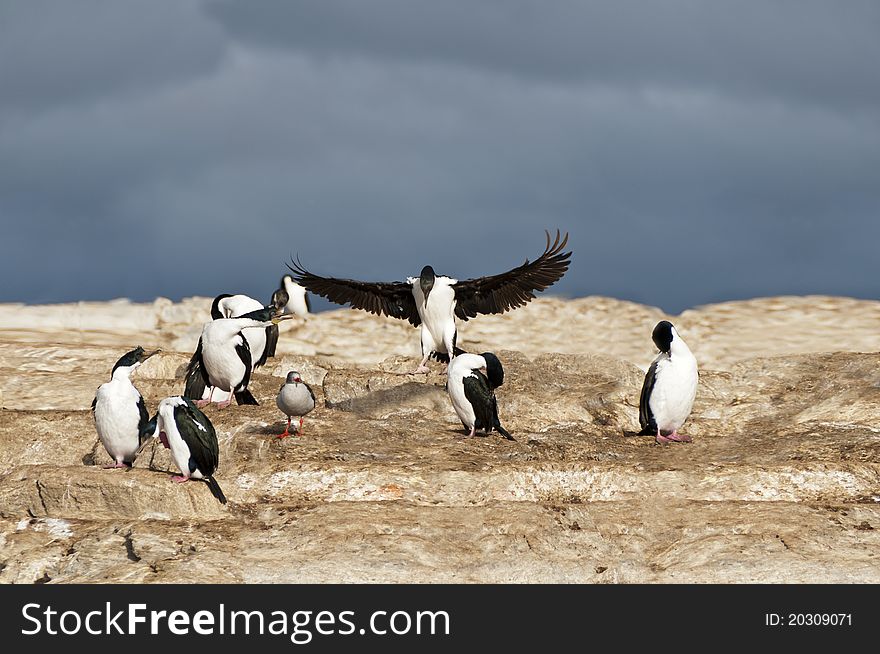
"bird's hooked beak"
140,349,161,362
272,313,296,325
132,348,160,374
294,376,303,384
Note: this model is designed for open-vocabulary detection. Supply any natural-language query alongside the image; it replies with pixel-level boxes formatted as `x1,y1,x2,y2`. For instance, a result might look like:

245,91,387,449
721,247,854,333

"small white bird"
149,396,227,504
275,370,316,439
638,320,699,444
279,274,311,320
446,352,514,440
92,346,159,468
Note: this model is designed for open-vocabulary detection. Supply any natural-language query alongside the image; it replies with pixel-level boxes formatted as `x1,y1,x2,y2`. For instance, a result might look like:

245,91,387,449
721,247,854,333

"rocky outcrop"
0,296,879,583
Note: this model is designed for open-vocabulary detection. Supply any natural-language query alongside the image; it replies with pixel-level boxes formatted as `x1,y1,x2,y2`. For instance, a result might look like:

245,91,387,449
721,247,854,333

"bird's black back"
172,398,220,477
463,371,495,433
638,360,659,435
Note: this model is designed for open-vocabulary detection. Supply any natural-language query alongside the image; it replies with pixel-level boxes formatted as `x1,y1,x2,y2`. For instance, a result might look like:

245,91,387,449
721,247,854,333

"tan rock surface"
0,296,878,583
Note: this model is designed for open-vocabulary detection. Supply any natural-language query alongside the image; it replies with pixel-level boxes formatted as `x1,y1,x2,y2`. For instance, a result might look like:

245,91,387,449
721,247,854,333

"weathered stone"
1,296,880,583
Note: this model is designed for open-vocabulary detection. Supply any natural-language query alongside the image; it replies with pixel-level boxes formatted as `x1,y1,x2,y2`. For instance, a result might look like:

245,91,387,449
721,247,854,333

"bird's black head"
210,293,234,320
652,321,675,353
272,287,290,310
481,352,505,389
420,265,436,304
112,346,159,375
243,306,281,323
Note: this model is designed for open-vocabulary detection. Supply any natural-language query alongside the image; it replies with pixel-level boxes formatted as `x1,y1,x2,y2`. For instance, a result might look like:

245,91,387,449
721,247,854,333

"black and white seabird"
638,320,699,444
288,230,571,372
184,307,290,408
92,346,160,468
211,293,278,368
446,352,514,440
278,274,311,320
150,396,227,504
184,294,269,404
275,370,316,439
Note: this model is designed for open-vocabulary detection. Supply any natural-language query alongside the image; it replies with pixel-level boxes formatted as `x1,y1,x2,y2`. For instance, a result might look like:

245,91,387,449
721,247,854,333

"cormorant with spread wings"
287,230,572,373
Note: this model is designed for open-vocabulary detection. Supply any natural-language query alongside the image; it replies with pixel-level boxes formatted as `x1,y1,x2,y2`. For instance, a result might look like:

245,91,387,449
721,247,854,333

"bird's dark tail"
184,355,207,400
492,397,514,440
494,422,515,441
205,477,227,505
234,389,259,405
430,346,467,364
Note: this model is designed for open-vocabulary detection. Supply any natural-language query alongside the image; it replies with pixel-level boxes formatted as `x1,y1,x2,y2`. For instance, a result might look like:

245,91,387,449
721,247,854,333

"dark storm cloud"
0,1,878,311
207,0,880,111
0,0,225,115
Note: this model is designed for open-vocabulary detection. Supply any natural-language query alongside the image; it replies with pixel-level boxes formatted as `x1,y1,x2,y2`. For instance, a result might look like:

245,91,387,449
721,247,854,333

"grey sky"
1,0,878,313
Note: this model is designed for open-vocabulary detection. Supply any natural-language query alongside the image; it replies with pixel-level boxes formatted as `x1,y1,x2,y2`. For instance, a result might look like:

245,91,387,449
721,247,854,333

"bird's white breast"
649,348,698,433
446,353,485,428
410,277,458,350
217,295,266,365
94,378,142,461
201,322,248,391
283,279,310,319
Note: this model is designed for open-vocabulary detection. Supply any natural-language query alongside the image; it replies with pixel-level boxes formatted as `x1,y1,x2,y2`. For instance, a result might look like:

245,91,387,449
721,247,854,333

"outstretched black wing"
463,371,495,433
173,398,220,477
638,360,659,435
183,338,209,400
287,258,421,326
453,230,571,321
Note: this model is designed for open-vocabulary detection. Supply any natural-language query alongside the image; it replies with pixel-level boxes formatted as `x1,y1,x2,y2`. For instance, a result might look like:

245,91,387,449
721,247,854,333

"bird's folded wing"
638,360,659,432
183,339,209,400
174,399,220,475
463,372,495,430
453,229,571,320
287,258,421,326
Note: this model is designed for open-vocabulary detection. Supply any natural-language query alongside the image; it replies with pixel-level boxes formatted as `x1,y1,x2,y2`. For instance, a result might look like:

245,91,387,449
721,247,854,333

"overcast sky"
1,0,878,313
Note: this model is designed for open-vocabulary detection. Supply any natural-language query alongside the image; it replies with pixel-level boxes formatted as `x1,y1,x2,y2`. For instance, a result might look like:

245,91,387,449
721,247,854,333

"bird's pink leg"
296,416,304,436
276,416,291,439
413,353,431,374
170,475,189,483
216,396,233,409
656,429,691,444
195,387,215,408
